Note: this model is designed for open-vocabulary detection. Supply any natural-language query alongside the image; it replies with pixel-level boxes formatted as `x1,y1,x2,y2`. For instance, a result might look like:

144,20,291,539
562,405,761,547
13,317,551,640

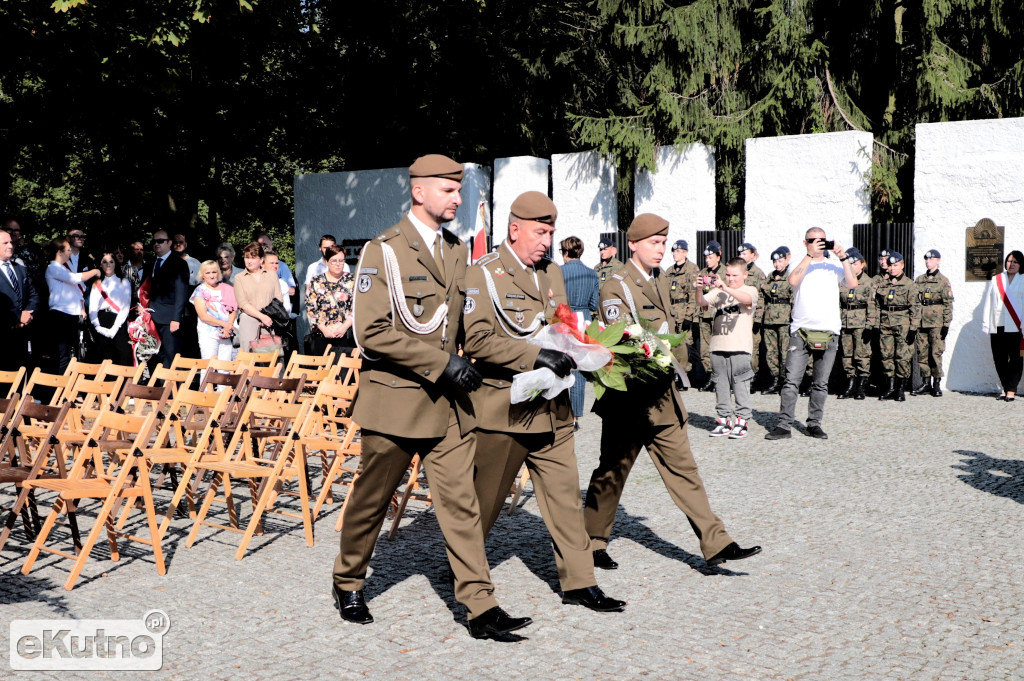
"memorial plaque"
965,218,1004,281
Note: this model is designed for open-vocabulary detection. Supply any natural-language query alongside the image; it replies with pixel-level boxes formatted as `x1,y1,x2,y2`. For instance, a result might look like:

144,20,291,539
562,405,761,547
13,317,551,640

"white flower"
625,323,644,338
654,353,672,368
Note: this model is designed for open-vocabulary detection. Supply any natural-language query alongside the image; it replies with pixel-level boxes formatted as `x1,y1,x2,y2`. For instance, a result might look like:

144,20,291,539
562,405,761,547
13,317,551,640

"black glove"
906,330,917,344
752,322,762,335
940,326,949,340
441,353,482,392
534,349,577,378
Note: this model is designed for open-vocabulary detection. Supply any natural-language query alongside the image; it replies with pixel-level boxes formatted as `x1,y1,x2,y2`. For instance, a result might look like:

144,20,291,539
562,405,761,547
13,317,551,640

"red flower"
642,342,652,358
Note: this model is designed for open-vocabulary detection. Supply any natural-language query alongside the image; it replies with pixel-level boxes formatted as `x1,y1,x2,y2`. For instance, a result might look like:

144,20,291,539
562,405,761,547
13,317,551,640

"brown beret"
626,213,669,241
510,191,558,225
409,154,464,181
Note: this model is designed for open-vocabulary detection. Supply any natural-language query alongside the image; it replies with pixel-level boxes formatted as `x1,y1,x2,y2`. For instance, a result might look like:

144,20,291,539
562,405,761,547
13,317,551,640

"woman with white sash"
982,250,1024,401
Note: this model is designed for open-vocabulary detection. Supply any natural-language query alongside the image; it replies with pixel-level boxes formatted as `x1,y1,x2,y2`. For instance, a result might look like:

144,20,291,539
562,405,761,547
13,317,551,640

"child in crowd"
695,257,759,438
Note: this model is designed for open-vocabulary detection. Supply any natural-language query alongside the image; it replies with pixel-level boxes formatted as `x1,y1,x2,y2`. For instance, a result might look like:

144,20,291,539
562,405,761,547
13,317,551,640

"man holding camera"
765,228,857,440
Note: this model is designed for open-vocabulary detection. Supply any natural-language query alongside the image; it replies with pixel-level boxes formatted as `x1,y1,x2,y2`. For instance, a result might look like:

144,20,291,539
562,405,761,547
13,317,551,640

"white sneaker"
728,419,748,439
710,419,732,437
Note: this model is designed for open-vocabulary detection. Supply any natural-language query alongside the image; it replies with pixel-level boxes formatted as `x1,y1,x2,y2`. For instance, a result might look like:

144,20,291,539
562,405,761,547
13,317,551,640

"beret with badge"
845,247,864,262
703,240,721,256
510,191,557,225
924,249,941,259
598,239,614,250
626,213,670,241
738,242,756,254
770,245,791,261
887,251,904,264
409,154,464,181
672,239,688,251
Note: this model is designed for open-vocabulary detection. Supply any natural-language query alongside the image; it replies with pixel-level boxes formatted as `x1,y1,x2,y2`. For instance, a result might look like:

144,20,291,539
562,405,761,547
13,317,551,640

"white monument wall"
745,131,873,273
492,156,550,246
634,144,716,269
915,117,1024,393
551,151,618,268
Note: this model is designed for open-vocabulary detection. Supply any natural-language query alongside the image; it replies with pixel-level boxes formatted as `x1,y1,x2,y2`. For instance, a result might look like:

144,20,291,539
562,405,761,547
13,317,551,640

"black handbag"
261,298,291,329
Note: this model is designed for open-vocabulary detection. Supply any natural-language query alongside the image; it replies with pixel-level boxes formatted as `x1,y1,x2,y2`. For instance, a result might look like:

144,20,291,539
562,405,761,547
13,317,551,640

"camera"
819,239,835,250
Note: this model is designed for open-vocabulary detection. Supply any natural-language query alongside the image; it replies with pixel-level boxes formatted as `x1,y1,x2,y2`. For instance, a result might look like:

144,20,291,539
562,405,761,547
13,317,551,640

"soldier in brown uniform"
874,251,921,402
332,154,531,640
911,249,954,397
738,242,767,383
663,239,699,382
696,240,725,392
759,247,793,395
836,248,878,400
463,191,625,613
584,213,761,570
594,239,623,285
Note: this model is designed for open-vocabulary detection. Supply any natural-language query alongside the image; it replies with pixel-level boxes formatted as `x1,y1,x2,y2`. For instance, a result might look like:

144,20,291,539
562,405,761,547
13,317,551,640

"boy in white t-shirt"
695,258,758,438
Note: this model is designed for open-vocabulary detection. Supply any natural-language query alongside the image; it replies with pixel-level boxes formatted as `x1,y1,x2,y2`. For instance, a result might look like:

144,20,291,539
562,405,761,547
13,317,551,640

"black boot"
853,377,866,400
763,375,782,395
799,377,811,397
700,377,716,393
893,378,906,401
879,377,897,400
931,377,943,397
837,377,856,399
910,376,931,396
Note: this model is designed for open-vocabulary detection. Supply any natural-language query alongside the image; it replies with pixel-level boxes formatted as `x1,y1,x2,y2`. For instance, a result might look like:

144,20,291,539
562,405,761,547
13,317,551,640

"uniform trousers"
474,425,595,591
762,324,789,378
672,319,695,373
989,327,1023,394
777,329,838,431
879,322,913,378
916,327,945,378
584,417,732,559
333,407,498,618
840,327,872,377
698,318,714,373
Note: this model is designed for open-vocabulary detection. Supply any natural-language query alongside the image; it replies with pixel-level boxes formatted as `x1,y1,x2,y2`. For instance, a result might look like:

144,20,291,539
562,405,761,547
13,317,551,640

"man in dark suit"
144,229,190,369
0,227,38,371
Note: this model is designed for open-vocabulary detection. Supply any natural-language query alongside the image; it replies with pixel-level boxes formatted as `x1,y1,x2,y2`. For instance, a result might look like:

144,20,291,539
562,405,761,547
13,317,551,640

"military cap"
703,240,721,256
672,239,689,251
845,247,864,262
598,239,614,250
771,246,791,261
924,249,941,259
878,248,890,259
510,191,557,225
738,242,757,254
887,251,904,264
408,154,464,181
626,213,670,241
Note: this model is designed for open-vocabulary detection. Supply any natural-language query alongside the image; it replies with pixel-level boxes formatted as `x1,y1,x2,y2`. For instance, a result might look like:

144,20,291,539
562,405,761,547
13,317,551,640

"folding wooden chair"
113,381,173,419
0,367,26,398
236,350,281,375
281,361,336,397
24,368,75,406
66,359,105,385
183,398,314,559
0,401,77,553
386,455,433,539
147,364,199,402
20,409,163,590
97,361,145,393
307,381,361,520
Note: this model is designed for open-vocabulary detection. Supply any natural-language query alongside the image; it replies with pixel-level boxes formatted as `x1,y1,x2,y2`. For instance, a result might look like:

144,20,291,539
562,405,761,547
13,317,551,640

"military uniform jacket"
744,264,767,323
462,244,572,434
839,271,878,329
873,273,921,330
915,270,953,328
351,217,475,439
697,264,725,320
759,269,794,326
596,264,684,427
594,257,623,286
663,260,700,324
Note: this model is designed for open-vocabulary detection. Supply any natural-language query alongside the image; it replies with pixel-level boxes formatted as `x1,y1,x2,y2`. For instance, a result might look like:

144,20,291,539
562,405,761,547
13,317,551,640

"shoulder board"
475,252,500,267
376,227,401,242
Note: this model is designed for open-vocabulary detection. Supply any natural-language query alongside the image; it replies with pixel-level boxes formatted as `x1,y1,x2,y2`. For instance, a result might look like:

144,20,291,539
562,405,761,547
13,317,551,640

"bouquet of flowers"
509,303,685,403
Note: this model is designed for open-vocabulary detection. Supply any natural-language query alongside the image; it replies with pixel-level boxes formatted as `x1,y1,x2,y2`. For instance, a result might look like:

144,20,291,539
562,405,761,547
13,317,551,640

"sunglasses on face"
70,233,86,239
152,238,170,244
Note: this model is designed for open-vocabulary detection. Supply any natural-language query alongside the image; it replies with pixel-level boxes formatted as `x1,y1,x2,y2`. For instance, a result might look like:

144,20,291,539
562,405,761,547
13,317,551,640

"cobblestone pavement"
2,386,1021,680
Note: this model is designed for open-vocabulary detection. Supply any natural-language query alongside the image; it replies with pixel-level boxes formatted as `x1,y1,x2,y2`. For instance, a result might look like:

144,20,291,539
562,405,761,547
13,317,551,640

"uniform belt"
670,298,688,304
764,296,789,303
880,305,910,311
842,303,867,310
921,301,944,306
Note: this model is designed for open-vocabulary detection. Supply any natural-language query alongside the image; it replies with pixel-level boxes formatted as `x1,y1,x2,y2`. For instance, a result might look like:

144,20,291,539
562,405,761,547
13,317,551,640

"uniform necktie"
433,232,444,275
4,262,20,302
154,256,163,275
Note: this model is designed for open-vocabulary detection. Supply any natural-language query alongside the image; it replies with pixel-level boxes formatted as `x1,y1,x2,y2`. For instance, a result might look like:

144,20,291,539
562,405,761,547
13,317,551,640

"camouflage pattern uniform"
664,259,700,371
759,269,793,385
839,271,878,378
594,257,623,286
744,263,767,377
875,272,921,379
915,269,954,379
697,263,726,376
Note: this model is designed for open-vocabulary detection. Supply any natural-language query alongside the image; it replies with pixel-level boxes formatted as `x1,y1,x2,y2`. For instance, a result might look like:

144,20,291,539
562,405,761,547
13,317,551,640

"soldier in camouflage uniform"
738,242,767,382
911,249,954,397
836,248,878,400
867,248,891,395
696,240,725,391
664,239,700,381
759,247,793,395
594,239,623,286
874,251,920,402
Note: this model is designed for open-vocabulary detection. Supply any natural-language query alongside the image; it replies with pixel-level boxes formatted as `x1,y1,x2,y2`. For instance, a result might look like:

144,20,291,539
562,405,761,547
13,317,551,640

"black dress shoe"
806,425,829,439
592,549,618,570
764,427,791,440
332,585,374,624
562,586,626,612
706,542,762,567
467,606,533,639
